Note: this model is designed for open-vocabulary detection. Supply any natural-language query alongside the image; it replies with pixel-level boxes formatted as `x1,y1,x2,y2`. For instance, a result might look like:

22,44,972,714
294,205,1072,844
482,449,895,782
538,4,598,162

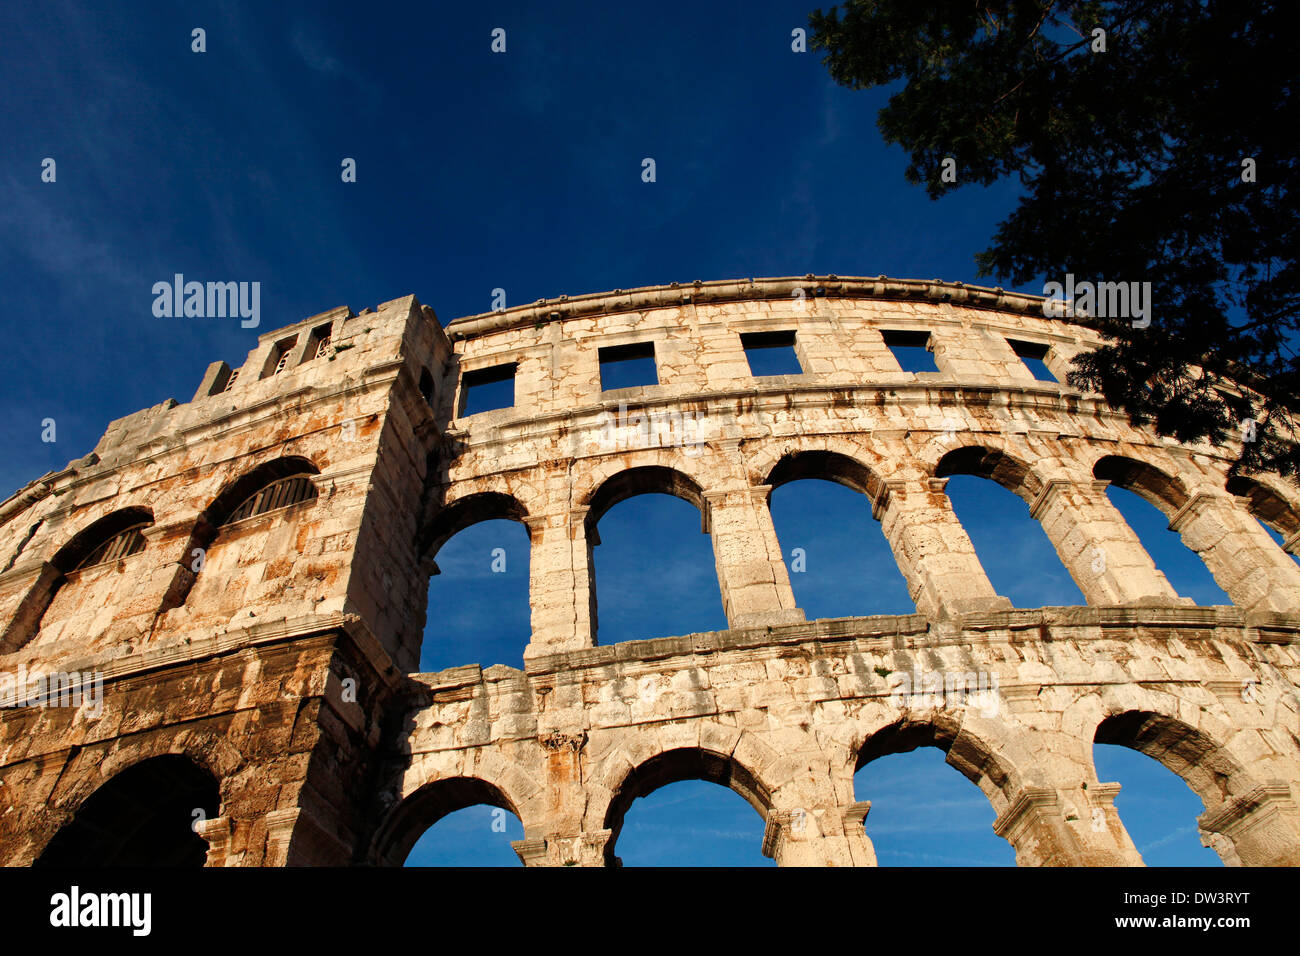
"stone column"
510,730,611,866
703,486,805,629
524,509,596,659
1169,493,1300,612
195,815,233,867
875,478,1012,619
264,807,299,866
764,802,878,866
1030,479,1184,605
513,829,613,866
992,784,1143,866
1198,782,1300,866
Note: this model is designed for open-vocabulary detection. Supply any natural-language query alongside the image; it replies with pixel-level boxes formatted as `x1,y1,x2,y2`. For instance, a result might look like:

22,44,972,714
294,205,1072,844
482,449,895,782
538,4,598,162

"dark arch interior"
377,777,517,866
1093,455,1189,513
51,506,155,574
1094,711,1237,805
0,505,157,654
935,446,1042,503
602,748,770,865
855,718,1010,792
766,450,882,500
1226,475,1300,539
35,755,219,867
202,456,320,531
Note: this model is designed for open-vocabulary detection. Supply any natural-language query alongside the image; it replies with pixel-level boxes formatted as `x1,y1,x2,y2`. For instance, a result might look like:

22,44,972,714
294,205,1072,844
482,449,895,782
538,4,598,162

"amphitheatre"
1,274,1298,867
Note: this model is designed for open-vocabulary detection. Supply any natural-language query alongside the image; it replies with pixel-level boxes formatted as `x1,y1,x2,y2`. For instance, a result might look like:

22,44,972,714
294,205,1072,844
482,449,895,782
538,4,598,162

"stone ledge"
0,611,403,695
445,275,1069,340
445,379,1103,454
508,605,1300,681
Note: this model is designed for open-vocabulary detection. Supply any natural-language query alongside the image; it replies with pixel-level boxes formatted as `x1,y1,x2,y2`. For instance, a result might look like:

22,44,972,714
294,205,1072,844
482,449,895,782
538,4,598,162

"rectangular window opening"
599,342,658,391
1008,339,1058,382
741,330,802,376
881,329,939,374
262,336,298,379
307,323,333,361
459,363,516,416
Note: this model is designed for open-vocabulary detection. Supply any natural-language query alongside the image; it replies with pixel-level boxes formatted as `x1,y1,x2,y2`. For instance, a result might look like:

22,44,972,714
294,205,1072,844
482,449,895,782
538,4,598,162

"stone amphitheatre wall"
2,276,1299,867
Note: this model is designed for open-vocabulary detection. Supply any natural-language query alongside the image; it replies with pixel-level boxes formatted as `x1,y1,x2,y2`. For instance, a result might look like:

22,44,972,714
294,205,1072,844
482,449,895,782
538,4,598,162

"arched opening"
1093,745,1222,866
1094,457,1229,604
936,447,1085,607
853,719,1016,866
419,493,531,672
584,467,725,643
765,452,912,617
35,755,220,866
156,457,321,619
602,748,772,866
1,506,155,653
1094,711,1239,866
376,778,522,867
1227,475,1300,567
204,456,321,531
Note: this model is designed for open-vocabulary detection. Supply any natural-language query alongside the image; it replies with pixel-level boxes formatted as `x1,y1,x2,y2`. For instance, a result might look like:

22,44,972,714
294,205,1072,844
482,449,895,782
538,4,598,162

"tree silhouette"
810,0,1299,478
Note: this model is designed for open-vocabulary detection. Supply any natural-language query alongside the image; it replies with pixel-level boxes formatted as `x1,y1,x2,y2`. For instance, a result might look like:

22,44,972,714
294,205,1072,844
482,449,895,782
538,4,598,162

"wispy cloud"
289,23,344,76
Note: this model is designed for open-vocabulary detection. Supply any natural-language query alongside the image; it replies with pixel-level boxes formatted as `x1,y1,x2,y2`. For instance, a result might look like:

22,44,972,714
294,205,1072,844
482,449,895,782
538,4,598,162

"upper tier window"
73,524,147,571
224,475,317,524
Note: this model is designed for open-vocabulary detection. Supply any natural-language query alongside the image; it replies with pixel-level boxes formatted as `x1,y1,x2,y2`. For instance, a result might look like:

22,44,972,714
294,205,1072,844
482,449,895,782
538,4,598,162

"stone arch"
33,753,221,866
1226,474,1300,544
1091,453,1272,607
576,464,730,638
437,472,545,515
1092,710,1248,810
764,448,885,501
599,746,773,866
420,491,531,564
369,776,523,867
744,435,891,494
852,712,1022,814
580,464,707,541
0,505,155,654
931,443,1091,606
204,455,321,530
1093,454,1190,515
574,448,712,508
849,712,1037,864
159,456,321,616
760,446,915,617
90,725,246,785
33,727,244,854
1090,708,1265,865
50,506,155,574
934,444,1045,504
413,490,535,669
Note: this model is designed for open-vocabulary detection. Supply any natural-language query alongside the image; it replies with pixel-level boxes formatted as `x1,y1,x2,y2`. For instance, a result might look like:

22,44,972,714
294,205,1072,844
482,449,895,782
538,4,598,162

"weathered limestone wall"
2,275,1298,867
375,607,1300,867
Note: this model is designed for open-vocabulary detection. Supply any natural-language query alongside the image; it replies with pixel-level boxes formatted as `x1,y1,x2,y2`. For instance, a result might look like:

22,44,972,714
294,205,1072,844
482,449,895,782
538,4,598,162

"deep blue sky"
2,1,1276,867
